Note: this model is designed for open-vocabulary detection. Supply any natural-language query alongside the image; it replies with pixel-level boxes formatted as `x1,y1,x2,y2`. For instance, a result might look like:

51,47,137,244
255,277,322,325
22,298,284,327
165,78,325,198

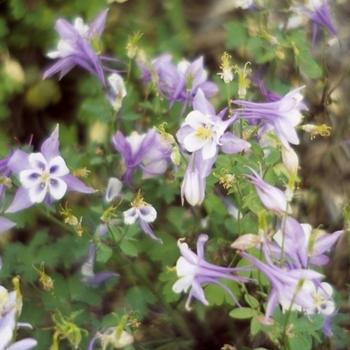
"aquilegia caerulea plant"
0,2,347,349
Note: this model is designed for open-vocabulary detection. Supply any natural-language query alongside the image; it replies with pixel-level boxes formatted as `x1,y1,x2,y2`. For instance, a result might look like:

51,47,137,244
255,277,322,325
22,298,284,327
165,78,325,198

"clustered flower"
0,3,343,347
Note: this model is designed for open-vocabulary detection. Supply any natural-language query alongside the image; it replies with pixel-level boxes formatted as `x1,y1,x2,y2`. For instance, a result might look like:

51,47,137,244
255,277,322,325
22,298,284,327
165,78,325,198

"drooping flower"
107,73,127,112
112,129,172,184
234,87,307,147
247,169,287,213
302,0,337,44
6,125,95,213
43,9,109,84
139,54,218,107
0,282,37,350
173,234,248,310
123,192,160,241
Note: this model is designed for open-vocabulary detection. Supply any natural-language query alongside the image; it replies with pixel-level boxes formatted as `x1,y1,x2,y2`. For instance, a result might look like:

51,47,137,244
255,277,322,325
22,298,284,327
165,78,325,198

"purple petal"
139,219,162,242
313,230,343,257
88,9,109,38
192,89,215,115
43,57,75,80
6,188,33,213
40,125,60,160
0,217,16,234
7,150,29,173
220,132,251,154
85,271,118,286
196,234,208,259
54,18,79,39
63,174,96,194
88,335,98,350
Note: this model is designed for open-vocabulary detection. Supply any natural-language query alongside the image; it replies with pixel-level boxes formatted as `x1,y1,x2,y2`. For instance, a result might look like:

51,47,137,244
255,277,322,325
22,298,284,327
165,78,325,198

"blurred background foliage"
0,0,350,349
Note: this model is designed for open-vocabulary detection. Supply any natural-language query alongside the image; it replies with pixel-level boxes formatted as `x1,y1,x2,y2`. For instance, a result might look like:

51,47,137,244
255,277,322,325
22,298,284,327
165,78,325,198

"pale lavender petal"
40,125,60,160
88,335,98,350
54,18,78,39
192,89,215,115
63,174,96,194
0,217,16,234
196,234,208,259
313,230,343,257
7,150,29,173
7,339,38,350
220,132,251,154
89,9,109,38
85,271,118,286
139,219,162,242
6,188,33,213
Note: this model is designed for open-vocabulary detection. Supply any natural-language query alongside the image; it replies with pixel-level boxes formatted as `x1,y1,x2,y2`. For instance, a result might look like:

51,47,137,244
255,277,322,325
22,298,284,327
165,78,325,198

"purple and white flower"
0,285,37,350
112,129,172,183
302,0,337,44
43,9,109,84
177,90,249,161
140,55,218,107
105,177,123,203
107,73,127,112
234,87,307,147
247,169,287,213
271,217,343,268
123,192,160,241
240,251,334,322
6,125,95,213
173,234,248,310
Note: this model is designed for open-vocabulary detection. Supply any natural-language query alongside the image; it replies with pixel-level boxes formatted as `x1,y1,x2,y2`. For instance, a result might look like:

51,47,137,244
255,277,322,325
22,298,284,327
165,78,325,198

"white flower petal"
183,111,208,129
175,256,198,278
28,183,48,203
138,205,157,223
19,170,41,189
319,300,335,316
183,133,208,153
48,156,70,177
202,140,217,160
172,275,193,294
48,177,67,200
28,152,48,171
105,177,123,202
123,208,138,225
320,282,334,297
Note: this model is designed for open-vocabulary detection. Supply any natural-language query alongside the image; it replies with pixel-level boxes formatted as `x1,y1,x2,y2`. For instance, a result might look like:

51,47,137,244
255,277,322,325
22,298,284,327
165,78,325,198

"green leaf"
224,21,248,49
120,240,139,257
244,294,260,309
229,307,256,319
96,243,113,264
289,334,312,350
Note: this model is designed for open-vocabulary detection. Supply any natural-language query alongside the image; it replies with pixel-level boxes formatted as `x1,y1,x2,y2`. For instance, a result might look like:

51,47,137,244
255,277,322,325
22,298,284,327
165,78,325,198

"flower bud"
281,145,299,175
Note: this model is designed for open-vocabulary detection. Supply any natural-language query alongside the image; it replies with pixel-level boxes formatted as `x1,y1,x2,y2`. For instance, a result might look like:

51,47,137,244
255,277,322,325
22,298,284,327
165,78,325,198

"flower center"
40,171,51,184
195,126,213,140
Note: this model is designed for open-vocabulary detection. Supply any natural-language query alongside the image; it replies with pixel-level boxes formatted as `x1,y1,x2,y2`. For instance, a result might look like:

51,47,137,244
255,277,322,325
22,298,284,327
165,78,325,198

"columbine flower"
173,234,247,310
139,54,218,107
0,282,37,350
177,89,250,160
112,129,172,183
43,9,109,84
302,0,337,44
123,192,160,241
247,169,287,213
107,73,127,112
240,251,328,322
234,87,307,147
6,125,95,213
271,217,343,268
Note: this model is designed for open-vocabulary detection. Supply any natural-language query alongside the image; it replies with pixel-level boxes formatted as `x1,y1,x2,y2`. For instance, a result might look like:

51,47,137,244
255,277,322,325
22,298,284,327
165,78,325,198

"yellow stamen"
195,126,213,140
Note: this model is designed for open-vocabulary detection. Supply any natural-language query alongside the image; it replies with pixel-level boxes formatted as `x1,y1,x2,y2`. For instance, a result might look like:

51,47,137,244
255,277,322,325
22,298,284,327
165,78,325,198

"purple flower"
140,55,218,107
302,0,337,44
123,192,161,241
177,89,250,161
240,251,335,322
247,169,287,213
43,9,109,84
112,129,172,184
0,154,12,201
234,87,307,147
173,234,247,310
270,217,343,268
6,125,95,213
